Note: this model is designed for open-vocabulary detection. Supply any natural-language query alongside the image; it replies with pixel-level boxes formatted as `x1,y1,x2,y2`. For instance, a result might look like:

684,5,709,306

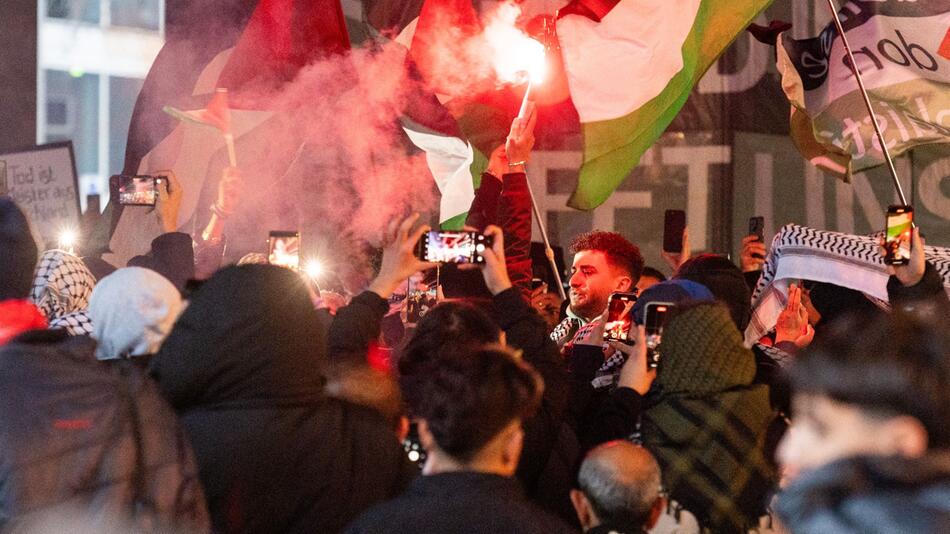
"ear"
886,416,929,458
570,489,593,529
646,495,667,530
395,415,410,442
615,275,633,292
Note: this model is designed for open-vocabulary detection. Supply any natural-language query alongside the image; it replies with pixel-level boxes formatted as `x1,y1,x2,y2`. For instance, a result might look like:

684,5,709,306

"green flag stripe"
570,0,773,210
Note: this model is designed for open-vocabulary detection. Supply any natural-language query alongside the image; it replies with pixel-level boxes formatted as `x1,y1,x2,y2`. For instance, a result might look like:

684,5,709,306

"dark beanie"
0,198,38,300
127,232,195,293
674,254,752,332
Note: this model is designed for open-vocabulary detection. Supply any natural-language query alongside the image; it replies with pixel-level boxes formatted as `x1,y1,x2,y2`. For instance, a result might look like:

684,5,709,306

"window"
47,0,100,24
44,70,99,175
111,0,162,31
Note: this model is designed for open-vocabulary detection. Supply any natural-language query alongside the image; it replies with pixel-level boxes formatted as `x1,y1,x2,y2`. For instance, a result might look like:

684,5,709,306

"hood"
29,250,97,335
0,198,38,301
777,452,950,534
127,232,195,293
89,267,183,360
151,264,326,411
653,303,756,396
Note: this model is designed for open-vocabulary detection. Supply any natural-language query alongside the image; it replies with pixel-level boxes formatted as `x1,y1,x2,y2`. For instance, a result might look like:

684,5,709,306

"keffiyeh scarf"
29,250,97,336
745,224,950,346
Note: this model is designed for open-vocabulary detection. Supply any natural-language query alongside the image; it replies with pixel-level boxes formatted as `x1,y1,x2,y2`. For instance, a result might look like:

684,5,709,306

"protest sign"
0,141,80,247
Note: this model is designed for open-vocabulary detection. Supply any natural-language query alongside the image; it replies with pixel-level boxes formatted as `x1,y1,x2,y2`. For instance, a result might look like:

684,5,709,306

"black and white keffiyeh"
745,224,950,345
30,250,97,336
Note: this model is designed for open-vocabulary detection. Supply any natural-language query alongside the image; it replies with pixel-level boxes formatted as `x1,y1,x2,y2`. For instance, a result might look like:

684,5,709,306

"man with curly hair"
550,231,644,348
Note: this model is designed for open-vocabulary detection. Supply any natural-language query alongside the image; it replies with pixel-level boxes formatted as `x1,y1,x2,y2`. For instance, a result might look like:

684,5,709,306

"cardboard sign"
0,142,80,248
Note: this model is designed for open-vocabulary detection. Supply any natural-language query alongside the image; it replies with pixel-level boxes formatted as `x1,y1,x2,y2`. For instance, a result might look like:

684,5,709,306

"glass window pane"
109,76,145,175
45,70,99,175
110,0,161,31
47,0,100,24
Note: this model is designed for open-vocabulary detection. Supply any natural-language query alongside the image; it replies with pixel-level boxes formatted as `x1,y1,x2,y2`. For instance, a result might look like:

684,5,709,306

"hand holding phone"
370,213,438,300
612,325,656,395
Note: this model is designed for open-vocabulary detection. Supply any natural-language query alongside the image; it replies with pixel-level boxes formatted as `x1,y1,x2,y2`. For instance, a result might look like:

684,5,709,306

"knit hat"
654,303,756,396
675,254,752,331
29,249,97,336
0,198,39,300
89,267,183,360
631,279,714,325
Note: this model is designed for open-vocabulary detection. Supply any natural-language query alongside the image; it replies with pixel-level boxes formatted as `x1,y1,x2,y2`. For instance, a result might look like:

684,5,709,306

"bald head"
577,441,662,531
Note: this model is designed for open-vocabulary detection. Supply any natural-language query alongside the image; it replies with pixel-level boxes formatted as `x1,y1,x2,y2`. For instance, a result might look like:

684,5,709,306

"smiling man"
550,231,643,348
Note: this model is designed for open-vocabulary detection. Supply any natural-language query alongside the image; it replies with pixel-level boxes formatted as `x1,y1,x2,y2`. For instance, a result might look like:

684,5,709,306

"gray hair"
578,441,661,530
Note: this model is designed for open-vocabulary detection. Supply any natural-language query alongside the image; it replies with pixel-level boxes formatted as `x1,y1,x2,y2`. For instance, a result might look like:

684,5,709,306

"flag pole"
224,133,238,167
822,0,909,206
517,83,567,300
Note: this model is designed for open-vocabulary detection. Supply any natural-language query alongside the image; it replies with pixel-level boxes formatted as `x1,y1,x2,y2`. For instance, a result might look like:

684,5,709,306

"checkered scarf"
30,250,97,336
745,224,950,346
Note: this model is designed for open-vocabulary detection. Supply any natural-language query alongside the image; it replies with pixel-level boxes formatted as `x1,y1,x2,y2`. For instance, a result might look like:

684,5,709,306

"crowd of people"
0,106,948,534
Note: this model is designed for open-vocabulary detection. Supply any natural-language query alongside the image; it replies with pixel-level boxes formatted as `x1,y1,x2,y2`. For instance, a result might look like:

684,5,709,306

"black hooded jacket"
151,265,415,534
0,330,208,531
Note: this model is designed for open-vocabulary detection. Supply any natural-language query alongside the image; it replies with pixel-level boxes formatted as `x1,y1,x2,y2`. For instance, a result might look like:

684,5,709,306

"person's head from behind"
674,254,752,331
399,301,503,410
635,266,666,294
0,198,38,301
778,312,949,479
569,231,644,321
152,264,325,411
89,267,183,361
572,441,665,533
413,346,542,476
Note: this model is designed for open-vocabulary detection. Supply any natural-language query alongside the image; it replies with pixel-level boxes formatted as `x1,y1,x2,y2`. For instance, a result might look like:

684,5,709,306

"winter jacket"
777,452,950,534
151,265,415,534
0,329,209,531
328,286,580,525
343,472,575,534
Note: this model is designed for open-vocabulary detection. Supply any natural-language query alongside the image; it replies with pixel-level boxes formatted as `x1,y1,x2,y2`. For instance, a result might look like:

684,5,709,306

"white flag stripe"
557,0,700,123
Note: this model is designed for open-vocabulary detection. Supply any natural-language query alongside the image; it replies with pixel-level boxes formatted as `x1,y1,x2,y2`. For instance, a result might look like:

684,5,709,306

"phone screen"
604,292,637,343
117,175,161,206
268,231,300,270
663,210,686,253
419,231,489,264
884,206,913,265
644,302,675,368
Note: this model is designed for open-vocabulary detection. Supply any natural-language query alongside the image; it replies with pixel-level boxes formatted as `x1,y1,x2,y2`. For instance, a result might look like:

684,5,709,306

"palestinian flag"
557,0,773,210
776,2,950,178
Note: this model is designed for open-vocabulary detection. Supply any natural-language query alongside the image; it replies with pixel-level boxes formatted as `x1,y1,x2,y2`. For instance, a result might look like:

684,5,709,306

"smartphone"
604,292,638,343
417,230,492,264
268,231,301,270
663,210,686,253
749,216,765,242
114,175,163,206
644,301,675,368
884,205,913,266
